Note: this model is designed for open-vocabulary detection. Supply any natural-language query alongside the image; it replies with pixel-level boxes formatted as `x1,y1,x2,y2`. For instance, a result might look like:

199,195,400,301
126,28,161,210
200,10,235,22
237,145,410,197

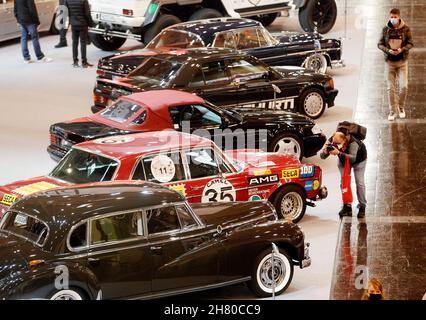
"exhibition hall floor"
0,4,362,301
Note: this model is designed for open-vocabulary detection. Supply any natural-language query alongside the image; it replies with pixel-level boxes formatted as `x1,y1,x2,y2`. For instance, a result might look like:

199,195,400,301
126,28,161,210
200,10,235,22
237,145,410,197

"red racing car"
1,131,327,222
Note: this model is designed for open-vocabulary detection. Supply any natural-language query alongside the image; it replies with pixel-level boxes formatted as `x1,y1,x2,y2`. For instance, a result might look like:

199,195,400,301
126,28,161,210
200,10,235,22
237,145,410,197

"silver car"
0,0,58,42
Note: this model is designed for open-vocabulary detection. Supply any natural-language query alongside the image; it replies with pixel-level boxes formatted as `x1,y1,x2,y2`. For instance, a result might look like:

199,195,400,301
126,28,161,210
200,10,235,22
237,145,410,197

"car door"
146,204,220,292
187,60,238,107
0,0,19,42
86,210,152,299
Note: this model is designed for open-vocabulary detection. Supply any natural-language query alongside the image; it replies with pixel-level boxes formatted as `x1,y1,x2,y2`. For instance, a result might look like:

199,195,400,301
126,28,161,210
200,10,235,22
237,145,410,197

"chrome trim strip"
263,48,340,61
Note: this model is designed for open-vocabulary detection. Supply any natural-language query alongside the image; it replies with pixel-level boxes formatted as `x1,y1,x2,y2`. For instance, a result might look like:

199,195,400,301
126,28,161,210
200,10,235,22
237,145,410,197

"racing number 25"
205,186,234,202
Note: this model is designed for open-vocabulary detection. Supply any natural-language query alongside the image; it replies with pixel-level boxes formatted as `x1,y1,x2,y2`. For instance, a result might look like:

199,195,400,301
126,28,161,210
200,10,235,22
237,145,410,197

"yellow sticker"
1,194,17,206
253,169,272,176
13,182,59,196
168,184,187,197
282,168,300,179
313,180,320,190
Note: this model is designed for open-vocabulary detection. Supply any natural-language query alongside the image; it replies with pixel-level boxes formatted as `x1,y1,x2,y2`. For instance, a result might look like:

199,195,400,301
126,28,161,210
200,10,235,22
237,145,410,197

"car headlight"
311,124,322,135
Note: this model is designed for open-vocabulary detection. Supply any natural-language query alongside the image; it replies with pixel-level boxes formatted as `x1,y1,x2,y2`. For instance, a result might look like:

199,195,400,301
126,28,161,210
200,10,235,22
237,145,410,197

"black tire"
49,13,59,34
248,248,294,298
251,13,278,27
298,0,337,34
298,87,326,119
271,185,307,223
143,14,182,45
189,8,223,21
90,33,127,51
268,133,304,161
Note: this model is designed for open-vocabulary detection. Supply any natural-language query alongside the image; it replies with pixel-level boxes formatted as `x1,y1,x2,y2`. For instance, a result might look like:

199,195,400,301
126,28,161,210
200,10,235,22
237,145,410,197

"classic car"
0,181,311,300
93,48,338,119
1,131,328,222
97,18,342,78
49,90,326,162
0,0,59,42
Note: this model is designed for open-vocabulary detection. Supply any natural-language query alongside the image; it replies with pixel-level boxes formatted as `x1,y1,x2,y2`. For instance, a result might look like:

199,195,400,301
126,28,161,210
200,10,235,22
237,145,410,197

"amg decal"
248,174,279,186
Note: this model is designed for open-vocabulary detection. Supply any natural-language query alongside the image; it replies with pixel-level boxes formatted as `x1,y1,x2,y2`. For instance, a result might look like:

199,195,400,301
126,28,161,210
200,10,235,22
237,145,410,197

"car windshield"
100,100,143,123
50,149,119,184
129,58,182,86
146,29,205,49
1,211,49,246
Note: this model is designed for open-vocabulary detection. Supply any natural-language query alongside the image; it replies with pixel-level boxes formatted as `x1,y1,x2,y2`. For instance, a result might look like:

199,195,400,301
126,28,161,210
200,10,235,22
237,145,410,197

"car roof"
169,18,261,45
75,131,214,160
11,181,185,227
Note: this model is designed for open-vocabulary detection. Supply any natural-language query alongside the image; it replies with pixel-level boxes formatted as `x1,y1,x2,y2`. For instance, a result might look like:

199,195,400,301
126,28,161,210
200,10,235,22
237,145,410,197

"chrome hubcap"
274,137,301,159
259,257,286,289
304,92,324,117
280,191,303,219
53,294,78,300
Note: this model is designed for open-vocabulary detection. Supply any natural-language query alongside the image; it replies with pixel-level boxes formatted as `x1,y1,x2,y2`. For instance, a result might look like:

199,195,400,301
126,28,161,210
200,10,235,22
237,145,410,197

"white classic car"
0,0,58,42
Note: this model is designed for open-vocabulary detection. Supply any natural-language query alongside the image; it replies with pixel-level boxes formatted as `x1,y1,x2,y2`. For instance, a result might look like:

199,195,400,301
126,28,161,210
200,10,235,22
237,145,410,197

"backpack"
337,121,367,141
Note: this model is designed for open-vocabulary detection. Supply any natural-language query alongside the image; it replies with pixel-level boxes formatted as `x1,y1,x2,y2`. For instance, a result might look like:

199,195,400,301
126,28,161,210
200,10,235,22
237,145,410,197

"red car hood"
0,176,68,208
225,149,300,173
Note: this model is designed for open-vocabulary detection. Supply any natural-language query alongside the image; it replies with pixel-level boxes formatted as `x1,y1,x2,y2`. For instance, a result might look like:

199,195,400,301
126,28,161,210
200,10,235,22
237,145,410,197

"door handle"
150,246,163,254
88,257,100,265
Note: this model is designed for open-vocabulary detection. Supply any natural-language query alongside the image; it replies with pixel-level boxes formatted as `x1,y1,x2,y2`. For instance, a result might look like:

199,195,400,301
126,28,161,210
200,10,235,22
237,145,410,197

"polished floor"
330,0,426,300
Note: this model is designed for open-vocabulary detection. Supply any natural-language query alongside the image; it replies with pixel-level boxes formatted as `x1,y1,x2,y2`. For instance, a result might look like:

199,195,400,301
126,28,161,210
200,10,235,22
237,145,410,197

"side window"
140,152,185,183
256,27,269,47
176,205,198,229
213,32,237,49
235,28,260,49
147,206,180,235
69,223,87,249
227,58,269,81
180,104,222,128
90,212,141,245
185,148,220,179
189,68,205,87
201,61,230,86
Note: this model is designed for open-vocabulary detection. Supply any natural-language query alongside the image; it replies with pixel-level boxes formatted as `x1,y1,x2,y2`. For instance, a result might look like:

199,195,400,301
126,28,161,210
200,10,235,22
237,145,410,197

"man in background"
14,0,53,63
378,8,414,121
65,0,94,68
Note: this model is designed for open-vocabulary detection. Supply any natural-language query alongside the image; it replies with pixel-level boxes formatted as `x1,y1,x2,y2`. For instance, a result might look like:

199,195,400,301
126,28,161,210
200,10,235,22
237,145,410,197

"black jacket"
378,20,414,62
14,0,40,25
65,0,94,28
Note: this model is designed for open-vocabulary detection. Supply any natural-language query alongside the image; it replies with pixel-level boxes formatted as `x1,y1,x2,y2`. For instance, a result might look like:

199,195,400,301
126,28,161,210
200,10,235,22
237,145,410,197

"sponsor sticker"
1,194,17,206
313,180,320,191
248,174,279,186
305,181,314,191
249,195,262,201
14,182,59,196
202,178,236,203
300,165,315,178
95,136,135,144
282,168,300,179
151,155,176,183
168,184,186,197
253,168,272,176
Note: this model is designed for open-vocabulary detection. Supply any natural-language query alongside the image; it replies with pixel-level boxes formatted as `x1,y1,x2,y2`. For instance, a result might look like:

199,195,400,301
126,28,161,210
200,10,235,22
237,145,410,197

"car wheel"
272,185,307,223
250,13,278,27
269,133,304,161
298,0,337,34
304,53,328,73
49,289,85,300
189,8,223,21
299,88,326,119
90,34,127,51
249,248,293,298
144,14,182,45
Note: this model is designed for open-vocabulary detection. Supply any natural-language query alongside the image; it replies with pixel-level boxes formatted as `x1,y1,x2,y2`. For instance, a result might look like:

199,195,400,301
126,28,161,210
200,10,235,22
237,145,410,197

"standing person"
65,0,94,68
14,0,53,63
54,0,68,48
321,131,368,219
378,8,414,121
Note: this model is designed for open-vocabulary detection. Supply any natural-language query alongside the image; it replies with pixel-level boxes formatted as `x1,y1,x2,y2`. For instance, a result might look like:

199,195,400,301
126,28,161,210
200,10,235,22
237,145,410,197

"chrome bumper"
301,243,311,269
89,26,142,41
331,59,346,68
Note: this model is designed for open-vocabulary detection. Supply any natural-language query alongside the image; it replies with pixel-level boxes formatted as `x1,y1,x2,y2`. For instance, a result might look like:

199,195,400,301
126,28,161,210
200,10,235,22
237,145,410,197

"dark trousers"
72,27,88,63
59,27,68,44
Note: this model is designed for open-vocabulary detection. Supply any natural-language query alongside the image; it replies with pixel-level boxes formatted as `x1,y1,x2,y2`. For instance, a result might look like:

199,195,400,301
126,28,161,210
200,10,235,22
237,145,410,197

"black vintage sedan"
0,182,310,300
97,18,342,78
94,48,338,119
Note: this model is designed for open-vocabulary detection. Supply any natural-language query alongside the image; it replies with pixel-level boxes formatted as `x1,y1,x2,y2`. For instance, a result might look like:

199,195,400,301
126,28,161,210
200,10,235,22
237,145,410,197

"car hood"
235,107,314,126
51,119,131,141
272,31,321,44
0,176,67,209
191,201,276,227
225,149,300,171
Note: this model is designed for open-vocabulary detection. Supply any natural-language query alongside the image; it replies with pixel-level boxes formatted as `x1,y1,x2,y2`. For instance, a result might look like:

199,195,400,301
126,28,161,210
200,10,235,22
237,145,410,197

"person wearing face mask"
378,8,414,121
320,131,368,219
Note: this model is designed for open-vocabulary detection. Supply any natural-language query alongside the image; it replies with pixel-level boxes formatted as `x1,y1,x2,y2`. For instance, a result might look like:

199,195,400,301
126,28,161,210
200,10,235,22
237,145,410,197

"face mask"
390,18,399,26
